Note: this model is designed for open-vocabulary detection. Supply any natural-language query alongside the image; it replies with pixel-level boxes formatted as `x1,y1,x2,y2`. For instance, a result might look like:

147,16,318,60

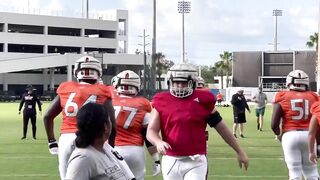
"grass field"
0,102,312,179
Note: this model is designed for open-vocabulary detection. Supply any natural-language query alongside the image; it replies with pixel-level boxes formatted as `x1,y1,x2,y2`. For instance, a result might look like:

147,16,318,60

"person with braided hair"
65,103,135,180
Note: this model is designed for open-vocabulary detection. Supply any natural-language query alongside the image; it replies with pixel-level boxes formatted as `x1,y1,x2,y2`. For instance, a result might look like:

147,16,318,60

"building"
0,11,151,96
232,51,316,91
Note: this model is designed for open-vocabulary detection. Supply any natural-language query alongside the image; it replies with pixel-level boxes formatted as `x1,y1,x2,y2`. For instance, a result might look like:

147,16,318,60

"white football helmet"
286,70,309,91
197,76,205,88
74,56,102,82
166,63,198,98
115,70,141,96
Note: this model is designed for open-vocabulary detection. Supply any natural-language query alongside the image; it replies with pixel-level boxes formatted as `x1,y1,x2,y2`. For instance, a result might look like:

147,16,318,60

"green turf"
0,102,311,179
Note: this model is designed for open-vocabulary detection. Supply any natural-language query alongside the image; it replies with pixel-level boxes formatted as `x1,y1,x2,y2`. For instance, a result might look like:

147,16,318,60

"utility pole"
151,0,157,96
86,0,89,19
138,29,150,97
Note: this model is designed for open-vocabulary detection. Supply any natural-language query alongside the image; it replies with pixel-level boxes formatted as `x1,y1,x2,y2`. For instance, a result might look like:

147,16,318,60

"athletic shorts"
234,113,246,123
255,107,265,117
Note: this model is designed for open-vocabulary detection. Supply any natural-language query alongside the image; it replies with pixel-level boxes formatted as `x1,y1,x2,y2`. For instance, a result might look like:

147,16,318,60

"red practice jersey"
113,95,152,146
57,81,112,133
152,89,215,156
273,90,318,132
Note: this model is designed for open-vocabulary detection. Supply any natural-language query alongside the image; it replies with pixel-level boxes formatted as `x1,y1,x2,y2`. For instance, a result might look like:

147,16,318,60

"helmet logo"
85,57,89,62
125,73,129,79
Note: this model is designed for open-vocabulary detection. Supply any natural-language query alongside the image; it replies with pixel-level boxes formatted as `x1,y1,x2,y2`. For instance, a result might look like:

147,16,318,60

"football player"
112,70,161,179
196,76,205,89
43,56,116,180
271,70,319,180
147,63,248,180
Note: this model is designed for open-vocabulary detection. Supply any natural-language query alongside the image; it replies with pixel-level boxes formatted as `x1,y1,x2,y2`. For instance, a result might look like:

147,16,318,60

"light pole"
178,1,191,63
138,29,150,96
150,0,157,95
273,9,282,51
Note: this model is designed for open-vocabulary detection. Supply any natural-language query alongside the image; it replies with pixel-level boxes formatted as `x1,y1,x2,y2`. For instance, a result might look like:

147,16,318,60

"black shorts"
234,113,246,123
217,100,222,103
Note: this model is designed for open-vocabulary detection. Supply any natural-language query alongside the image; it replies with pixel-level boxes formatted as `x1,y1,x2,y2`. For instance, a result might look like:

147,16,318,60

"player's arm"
43,95,61,155
36,95,42,113
207,110,249,170
103,99,116,147
309,115,319,163
18,94,25,113
147,108,171,155
271,103,283,140
142,112,161,176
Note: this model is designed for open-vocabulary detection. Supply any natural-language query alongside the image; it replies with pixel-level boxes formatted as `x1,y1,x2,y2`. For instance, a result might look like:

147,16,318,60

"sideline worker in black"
231,89,250,138
18,85,42,140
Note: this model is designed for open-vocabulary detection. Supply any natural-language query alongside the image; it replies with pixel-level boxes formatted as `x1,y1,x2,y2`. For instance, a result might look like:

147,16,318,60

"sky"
0,0,318,66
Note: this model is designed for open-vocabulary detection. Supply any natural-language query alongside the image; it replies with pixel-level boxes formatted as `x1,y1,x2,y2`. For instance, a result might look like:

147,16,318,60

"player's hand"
48,139,58,155
152,161,161,176
237,151,249,170
276,134,282,142
309,152,317,164
155,140,171,155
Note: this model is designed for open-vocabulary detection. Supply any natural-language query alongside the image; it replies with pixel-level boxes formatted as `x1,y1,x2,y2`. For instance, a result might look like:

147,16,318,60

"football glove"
48,139,58,155
152,160,161,176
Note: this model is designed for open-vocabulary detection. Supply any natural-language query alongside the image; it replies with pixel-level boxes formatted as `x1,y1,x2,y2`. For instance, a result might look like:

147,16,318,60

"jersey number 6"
64,93,97,117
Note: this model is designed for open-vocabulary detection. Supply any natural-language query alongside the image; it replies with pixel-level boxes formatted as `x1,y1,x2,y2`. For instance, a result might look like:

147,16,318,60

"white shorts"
114,145,146,180
282,131,319,180
58,133,76,180
161,155,207,180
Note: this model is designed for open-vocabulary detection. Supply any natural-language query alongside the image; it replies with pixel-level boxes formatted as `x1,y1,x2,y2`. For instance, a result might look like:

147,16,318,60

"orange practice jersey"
113,95,152,146
311,101,320,124
273,90,318,132
57,81,112,133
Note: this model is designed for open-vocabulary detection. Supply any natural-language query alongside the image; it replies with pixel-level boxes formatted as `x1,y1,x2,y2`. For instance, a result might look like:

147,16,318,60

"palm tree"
306,32,319,76
155,52,172,90
219,51,232,88
214,61,225,89
306,32,318,51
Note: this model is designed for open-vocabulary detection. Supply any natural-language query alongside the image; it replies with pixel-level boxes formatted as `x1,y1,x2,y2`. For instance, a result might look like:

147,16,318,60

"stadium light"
178,1,191,63
272,9,283,51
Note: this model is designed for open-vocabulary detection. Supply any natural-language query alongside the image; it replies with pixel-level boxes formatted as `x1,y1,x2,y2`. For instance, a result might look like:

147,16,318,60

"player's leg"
30,114,36,139
58,133,76,180
114,146,146,180
299,131,320,179
183,155,208,180
22,112,29,139
232,123,238,138
162,155,183,180
255,109,260,130
281,131,303,180
259,107,265,131
239,123,244,137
